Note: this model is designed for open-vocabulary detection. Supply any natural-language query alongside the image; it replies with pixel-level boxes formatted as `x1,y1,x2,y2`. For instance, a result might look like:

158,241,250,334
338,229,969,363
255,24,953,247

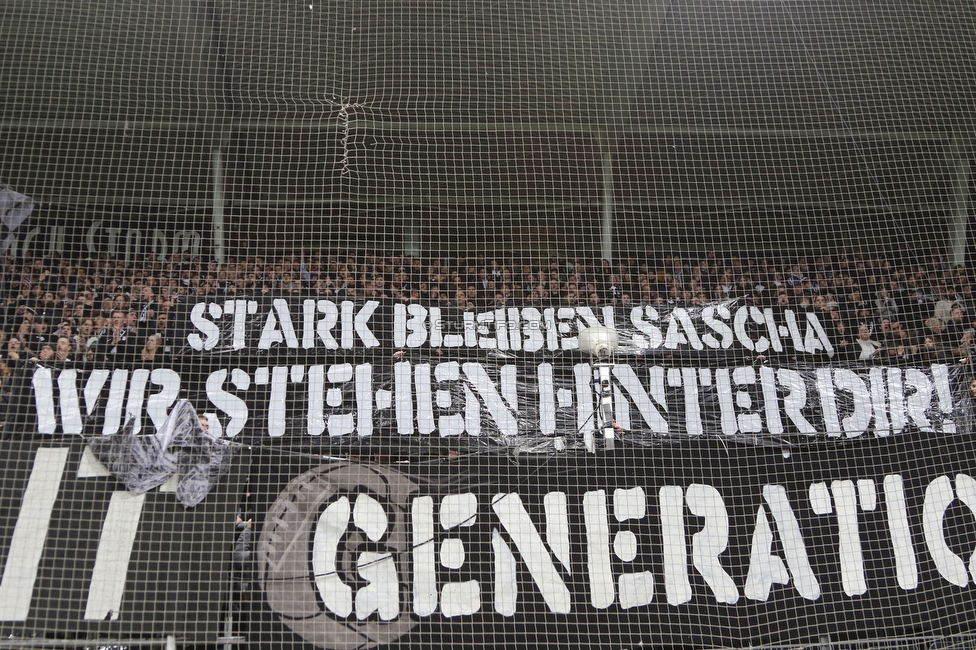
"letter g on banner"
258,464,419,649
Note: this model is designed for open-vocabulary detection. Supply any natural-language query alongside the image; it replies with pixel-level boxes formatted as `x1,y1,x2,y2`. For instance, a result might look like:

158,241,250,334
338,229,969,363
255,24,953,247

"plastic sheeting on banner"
21,358,972,453
88,399,236,507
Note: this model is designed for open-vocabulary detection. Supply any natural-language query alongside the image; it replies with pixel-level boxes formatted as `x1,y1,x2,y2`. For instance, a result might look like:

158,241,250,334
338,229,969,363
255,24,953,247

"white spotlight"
578,325,619,359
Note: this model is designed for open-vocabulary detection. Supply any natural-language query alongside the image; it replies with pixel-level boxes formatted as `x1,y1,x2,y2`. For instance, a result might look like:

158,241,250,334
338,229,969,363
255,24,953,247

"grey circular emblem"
258,463,419,649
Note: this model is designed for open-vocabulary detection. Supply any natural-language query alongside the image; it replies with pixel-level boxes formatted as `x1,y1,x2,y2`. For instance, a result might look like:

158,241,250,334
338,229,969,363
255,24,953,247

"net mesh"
1,1,976,648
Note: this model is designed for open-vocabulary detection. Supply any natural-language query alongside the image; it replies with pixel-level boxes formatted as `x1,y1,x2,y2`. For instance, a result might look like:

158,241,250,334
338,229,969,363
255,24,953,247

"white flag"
0,184,35,255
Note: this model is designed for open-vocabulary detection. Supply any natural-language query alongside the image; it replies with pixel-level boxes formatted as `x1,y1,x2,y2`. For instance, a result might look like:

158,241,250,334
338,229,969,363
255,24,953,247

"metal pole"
599,131,614,262
212,147,226,265
404,221,421,258
224,561,235,650
596,363,615,450
952,150,970,267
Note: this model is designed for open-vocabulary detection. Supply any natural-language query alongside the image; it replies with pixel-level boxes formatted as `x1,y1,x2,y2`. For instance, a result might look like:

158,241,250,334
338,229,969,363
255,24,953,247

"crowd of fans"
0,248,973,381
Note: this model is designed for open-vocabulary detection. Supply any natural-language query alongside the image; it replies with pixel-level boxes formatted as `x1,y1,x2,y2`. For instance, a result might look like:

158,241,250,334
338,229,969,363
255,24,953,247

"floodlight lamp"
578,326,619,359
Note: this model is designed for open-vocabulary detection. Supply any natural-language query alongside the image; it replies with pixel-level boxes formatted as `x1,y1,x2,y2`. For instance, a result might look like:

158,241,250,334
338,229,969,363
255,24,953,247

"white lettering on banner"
953,474,976,580
743,504,789,601
353,494,400,620
414,363,435,435
883,474,919,590
261,366,289,437
4,223,203,260
779,368,817,435
267,470,976,628
75,454,150,621
701,305,734,349
440,493,480,617
411,496,437,617
491,493,571,614
84,491,146,621
84,369,110,419
630,306,664,349
761,485,821,600
545,491,572,573
188,302,223,351
103,370,128,435
661,485,692,605
83,222,201,260
258,299,300,349
126,369,151,435
396,303,428,348
613,487,655,609
30,367,183,437
32,367,57,434
206,369,250,437
922,475,971,587
4,225,61,257
583,489,614,609
932,364,957,433
5,453,976,628
311,493,400,621
491,527,518,616
147,369,181,430
612,364,668,434
686,484,739,605
0,447,201,624
31,363,959,439
228,300,259,349
190,300,834,356
58,369,84,435
665,308,704,351
811,480,872,597
190,300,381,352
0,448,68,621
313,496,354,617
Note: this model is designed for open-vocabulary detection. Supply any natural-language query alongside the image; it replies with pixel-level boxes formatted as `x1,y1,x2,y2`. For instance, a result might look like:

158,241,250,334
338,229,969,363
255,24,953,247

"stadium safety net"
1,1,975,649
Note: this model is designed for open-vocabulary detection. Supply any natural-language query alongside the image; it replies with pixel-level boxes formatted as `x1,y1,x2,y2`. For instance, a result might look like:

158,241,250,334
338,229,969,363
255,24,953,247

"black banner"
0,440,240,640
246,431,976,648
4,434,976,647
5,215,208,261
23,360,972,447
180,297,836,360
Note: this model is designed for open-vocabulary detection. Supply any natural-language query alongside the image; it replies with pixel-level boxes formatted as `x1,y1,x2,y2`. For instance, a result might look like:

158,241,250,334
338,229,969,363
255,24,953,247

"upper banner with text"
180,297,836,360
